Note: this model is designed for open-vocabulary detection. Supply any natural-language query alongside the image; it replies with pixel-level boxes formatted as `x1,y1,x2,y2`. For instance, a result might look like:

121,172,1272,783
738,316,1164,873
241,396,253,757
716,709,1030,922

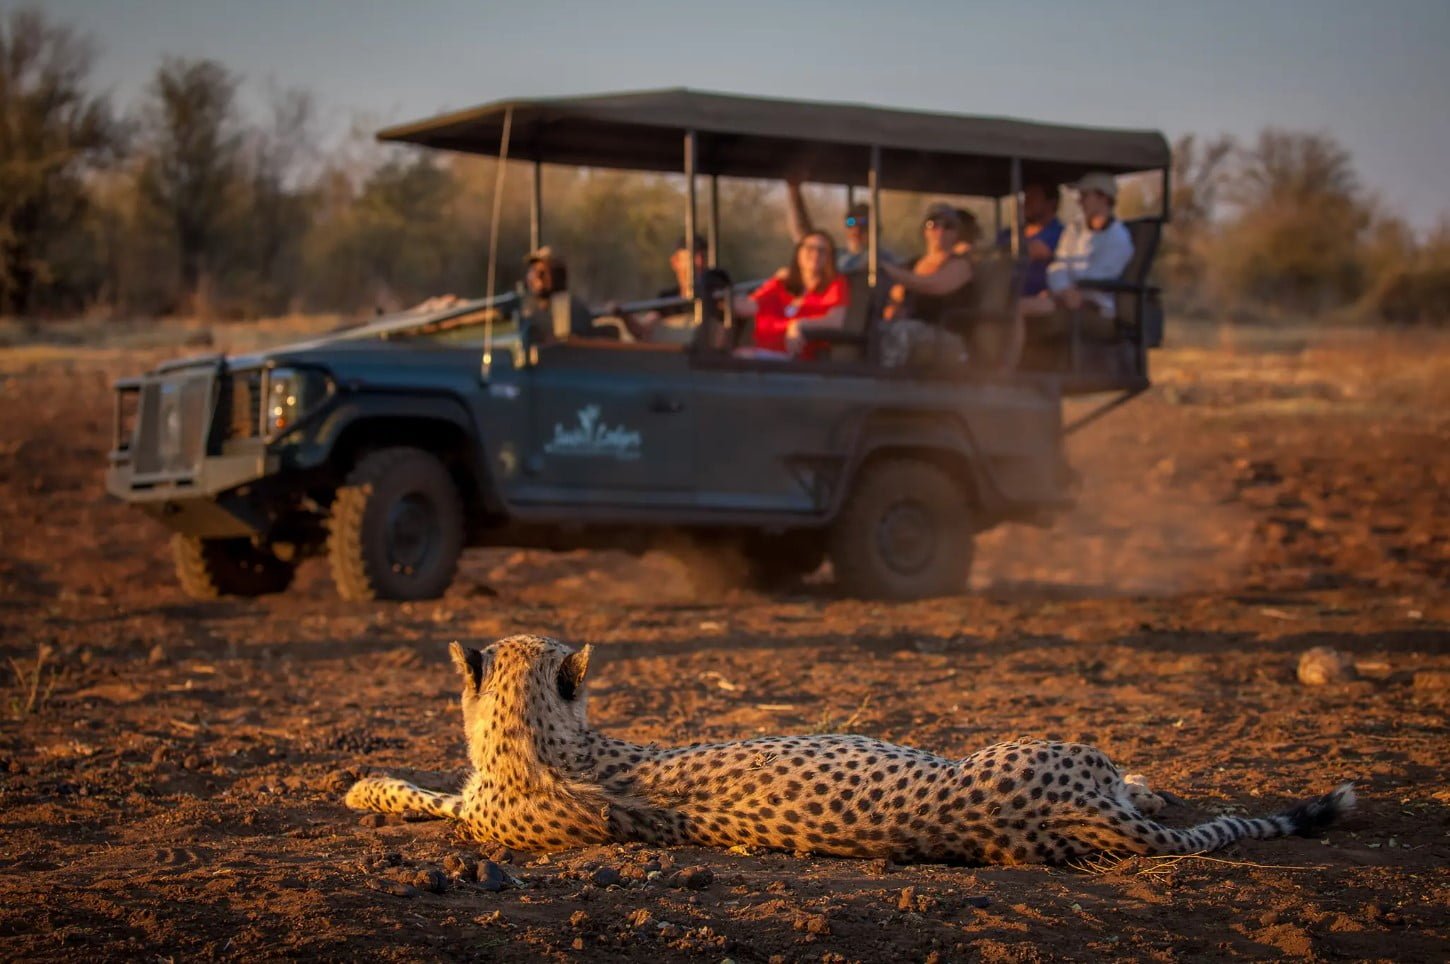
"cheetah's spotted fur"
344,635,1355,865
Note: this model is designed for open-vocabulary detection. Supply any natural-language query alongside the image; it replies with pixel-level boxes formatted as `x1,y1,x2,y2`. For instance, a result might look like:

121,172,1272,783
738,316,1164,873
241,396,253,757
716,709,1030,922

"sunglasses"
844,216,867,228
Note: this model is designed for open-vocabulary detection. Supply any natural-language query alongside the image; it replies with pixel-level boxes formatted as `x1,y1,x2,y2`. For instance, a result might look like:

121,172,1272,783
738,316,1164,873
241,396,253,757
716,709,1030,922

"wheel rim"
875,500,936,575
386,493,438,575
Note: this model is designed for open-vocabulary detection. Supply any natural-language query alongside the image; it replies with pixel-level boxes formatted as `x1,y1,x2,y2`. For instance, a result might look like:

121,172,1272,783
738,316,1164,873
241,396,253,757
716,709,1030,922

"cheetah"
344,635,1355,865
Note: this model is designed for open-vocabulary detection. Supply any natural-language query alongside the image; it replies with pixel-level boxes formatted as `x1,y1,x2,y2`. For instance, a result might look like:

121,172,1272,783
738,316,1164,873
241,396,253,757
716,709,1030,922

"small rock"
590,867,621,887
571,938,585,951
873,857,896,874
487,845,518,864
476,860,507,892
413,869,448,893
366,877,419,898
443,853,477,880
670,866,713,890
147,644,168,666
964,895,991,909
793,913,830,936
897,886,918,912
1297,647,1355,685
657,922,682,939
569,910,590,928
358,814,389,828
627,908,653,929
1413,670,1450,692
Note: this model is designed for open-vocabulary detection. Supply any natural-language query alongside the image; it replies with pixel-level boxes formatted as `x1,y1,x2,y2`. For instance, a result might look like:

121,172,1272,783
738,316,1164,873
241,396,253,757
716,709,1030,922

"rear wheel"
172,535,296,599
327,447,465,601
829,459,974,600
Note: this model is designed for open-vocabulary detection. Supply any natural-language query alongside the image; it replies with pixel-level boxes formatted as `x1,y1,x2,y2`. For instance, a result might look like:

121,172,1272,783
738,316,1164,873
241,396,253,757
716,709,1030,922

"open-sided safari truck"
106,89,1170,601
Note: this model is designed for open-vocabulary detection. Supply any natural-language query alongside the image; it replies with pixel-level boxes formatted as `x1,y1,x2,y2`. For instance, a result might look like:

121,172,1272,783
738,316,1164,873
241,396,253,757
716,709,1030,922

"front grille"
131,370,218,481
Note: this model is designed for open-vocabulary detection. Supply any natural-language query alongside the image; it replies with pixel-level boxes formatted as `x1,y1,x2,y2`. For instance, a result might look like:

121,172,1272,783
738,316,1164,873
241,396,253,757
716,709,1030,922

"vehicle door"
514,342,696,507
687,360,866,514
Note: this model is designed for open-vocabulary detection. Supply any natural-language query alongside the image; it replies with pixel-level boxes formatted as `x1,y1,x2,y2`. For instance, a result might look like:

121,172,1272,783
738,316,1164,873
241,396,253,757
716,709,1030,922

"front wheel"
172,535,296,599
327,447,465,601
829,459,974,600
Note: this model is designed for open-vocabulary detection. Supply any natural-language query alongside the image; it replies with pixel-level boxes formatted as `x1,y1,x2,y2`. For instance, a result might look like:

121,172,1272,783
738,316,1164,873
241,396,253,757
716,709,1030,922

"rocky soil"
1,322,1446,961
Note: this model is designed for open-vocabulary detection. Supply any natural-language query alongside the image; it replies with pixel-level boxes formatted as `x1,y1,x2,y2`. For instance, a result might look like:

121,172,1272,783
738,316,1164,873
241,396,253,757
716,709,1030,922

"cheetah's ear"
556,644,592,701
450,641,484,692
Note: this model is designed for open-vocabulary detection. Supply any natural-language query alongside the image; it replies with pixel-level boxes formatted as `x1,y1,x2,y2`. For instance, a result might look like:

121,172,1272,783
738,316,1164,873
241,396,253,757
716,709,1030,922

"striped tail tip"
1281,782,1356,837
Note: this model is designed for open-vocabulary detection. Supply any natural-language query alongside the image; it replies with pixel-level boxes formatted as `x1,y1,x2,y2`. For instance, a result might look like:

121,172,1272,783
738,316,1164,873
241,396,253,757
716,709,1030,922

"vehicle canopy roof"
377,88,1170,197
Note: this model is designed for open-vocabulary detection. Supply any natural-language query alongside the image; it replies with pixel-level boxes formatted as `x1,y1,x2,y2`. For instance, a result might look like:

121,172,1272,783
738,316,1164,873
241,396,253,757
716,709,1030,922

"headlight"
263,366,329,436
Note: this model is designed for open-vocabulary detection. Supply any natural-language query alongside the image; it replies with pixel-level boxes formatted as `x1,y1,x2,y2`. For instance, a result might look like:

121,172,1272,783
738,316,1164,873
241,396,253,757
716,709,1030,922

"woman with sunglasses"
734,231,849,360
880,203,978,325
874,203,981,367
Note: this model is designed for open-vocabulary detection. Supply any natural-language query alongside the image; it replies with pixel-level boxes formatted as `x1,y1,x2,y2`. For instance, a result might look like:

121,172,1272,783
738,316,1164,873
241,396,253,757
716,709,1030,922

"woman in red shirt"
735,231,849,359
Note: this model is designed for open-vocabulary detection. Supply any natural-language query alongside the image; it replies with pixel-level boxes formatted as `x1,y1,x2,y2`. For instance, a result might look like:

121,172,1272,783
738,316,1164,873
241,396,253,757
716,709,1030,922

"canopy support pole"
993,197,1002,241
868,145,881,288
1009,157,1023,258
530,161,542,251
684,130,698,308
846,184,855,208
708,174,720,268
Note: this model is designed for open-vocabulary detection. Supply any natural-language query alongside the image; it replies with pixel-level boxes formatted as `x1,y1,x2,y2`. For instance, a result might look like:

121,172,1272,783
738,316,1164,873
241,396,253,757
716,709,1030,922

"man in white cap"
1007,171,1134,368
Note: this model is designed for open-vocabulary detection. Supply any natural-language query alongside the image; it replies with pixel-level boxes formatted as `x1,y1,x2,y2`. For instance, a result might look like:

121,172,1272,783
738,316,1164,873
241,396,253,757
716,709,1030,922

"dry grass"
7,644,57,718
1070,851,1321,876
806,694,873,736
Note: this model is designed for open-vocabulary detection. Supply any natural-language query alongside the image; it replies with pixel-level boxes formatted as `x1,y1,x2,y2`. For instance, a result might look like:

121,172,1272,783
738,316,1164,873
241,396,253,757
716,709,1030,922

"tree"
136,57,243,311
1162,133,1235,292
302,155,469,311
1208,130,1369,313
0,7,115,314
239,86,316,313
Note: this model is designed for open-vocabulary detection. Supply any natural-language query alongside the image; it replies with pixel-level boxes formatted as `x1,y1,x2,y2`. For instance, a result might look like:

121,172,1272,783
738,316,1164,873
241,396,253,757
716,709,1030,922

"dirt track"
1,323,1448,961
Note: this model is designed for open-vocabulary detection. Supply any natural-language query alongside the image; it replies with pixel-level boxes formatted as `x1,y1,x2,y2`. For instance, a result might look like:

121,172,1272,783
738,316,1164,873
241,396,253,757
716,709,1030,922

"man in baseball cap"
786,180,897,274
520,245,597,343
1006,172,1135,370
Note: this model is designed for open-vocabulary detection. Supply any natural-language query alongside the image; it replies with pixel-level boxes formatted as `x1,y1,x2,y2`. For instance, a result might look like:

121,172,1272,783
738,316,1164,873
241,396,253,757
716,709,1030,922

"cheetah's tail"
344,776,465,821
1075,783,1356,857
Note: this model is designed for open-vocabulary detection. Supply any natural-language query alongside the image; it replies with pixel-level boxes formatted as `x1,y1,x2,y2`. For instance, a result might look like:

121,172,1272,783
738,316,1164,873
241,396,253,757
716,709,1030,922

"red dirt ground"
1,322,1447,962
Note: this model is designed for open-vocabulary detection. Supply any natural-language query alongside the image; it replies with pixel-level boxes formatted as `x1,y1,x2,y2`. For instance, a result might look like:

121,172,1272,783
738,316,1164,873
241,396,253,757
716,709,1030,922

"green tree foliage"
304,154,500,313
1162,133,1235,291
1363,217,1450,325
1207,130,1369,313
3,11,1447,326
135,58,244,313
0,7,115,313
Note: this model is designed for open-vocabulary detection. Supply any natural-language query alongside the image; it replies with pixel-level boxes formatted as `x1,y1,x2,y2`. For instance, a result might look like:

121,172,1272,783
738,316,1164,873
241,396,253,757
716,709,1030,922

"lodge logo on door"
544,404,642,460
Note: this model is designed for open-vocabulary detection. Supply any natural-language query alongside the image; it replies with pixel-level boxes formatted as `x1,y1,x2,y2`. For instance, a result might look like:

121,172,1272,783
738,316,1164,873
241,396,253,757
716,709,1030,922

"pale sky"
23,0,1450,230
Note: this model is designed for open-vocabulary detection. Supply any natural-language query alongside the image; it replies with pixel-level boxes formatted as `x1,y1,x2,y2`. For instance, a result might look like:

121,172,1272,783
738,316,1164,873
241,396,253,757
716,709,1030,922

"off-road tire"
829,459,973,600
172,535,296,599
327,447,465,602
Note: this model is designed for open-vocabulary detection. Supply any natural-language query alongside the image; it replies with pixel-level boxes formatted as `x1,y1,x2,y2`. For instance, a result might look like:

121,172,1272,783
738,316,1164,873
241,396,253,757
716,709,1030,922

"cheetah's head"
449,635,594,761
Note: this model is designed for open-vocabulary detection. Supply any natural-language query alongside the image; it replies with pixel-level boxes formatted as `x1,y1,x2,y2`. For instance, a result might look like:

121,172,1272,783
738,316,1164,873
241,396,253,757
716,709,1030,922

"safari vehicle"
106,89,1170,602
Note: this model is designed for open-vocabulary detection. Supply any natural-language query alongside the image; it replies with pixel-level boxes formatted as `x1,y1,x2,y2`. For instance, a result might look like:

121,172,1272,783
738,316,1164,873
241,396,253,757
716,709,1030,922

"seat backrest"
841,268,872,335
1115,218,1163,331
823,269,875,362
968,253,1018,321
